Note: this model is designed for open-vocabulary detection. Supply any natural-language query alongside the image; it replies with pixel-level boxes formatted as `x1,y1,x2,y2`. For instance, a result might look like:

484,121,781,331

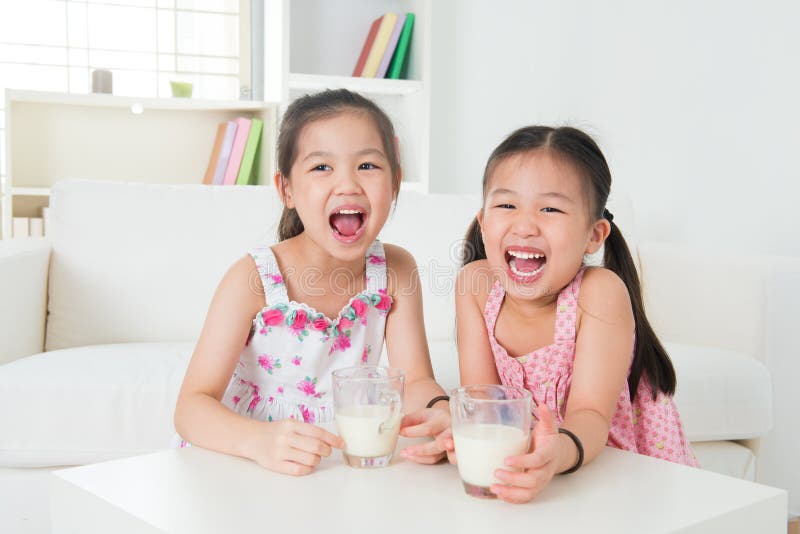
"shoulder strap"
365,240,387,293
249,246,289,306
482,280,505,335
553,267,587,344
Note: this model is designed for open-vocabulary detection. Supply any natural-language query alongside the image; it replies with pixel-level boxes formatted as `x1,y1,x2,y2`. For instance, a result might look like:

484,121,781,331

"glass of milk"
450,385,532,498
332,366,404,468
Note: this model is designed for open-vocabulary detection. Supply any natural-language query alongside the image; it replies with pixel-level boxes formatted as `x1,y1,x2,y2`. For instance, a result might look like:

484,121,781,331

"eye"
358,162,379,170
311,164,332,172
494,203,515,209
541,207,563,213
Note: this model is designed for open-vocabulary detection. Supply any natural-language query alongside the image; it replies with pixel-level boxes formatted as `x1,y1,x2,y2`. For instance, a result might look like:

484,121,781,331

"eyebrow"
302,148,386,162
487,188,575,203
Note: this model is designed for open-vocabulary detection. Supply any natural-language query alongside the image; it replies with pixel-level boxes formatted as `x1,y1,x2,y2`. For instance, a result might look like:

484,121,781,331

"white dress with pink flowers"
212,240,391,431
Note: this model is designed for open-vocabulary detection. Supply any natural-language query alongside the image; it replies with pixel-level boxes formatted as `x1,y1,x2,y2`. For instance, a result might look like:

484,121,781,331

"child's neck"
291,233,366,278
502,290,559,321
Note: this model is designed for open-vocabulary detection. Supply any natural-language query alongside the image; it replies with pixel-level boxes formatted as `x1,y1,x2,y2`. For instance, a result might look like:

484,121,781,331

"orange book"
353,16,383,77
202,122,228,184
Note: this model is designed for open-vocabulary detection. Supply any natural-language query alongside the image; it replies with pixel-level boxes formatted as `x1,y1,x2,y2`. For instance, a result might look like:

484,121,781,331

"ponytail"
461,216,486,266
278,207,304,241
603,219,676,400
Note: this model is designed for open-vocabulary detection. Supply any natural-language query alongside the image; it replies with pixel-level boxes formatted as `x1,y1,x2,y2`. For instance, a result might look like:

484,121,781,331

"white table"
50,442,786,534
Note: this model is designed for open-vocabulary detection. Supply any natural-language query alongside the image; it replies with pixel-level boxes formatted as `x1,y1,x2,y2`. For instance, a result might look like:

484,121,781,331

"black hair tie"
603,208,614,223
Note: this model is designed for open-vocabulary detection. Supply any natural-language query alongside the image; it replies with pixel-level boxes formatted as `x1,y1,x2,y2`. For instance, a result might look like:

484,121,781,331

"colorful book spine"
222,118,251,186
203,122,228,184
376,14,406,78
235,118,263,186
361,12,398,78
352,16,383,77
387,13,415,80
213,121,238,185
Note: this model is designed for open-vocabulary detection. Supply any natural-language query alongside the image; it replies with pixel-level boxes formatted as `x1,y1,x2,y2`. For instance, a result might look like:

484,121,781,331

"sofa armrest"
0,238,51,364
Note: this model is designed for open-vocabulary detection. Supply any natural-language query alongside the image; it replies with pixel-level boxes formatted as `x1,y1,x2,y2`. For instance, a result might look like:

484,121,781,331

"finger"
278,460,314,477
401,450,445,465
446,450,458,465
435,433,455,452
494,466,548,490
294,422,345,449
401,439,445,458
505,450,552,471
534,403,559,436
286,447,322,468
400,412,428,429
490,483,538,504
290,434,333,458
400,420,436,438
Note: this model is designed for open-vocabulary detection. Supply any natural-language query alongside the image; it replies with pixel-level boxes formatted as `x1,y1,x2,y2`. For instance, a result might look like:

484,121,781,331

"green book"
235,118,263,185
386,13,415,79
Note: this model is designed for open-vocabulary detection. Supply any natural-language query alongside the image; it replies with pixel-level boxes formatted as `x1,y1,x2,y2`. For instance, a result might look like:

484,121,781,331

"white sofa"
0,180,793,486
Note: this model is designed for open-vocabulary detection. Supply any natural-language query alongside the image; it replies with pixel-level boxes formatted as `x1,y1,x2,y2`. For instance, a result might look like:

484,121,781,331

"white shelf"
289,74,422,96
11,187,51,196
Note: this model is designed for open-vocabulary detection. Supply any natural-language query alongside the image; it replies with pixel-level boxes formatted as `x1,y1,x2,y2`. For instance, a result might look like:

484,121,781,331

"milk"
335,405,400,458
453,423,529,487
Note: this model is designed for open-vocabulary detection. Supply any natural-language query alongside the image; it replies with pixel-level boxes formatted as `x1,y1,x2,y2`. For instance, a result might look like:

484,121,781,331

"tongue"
513,257,545,273
330,213,361,237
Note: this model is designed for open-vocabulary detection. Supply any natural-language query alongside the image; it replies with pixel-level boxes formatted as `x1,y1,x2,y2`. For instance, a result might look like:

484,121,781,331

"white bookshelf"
1,90,278,240
265,0,432,193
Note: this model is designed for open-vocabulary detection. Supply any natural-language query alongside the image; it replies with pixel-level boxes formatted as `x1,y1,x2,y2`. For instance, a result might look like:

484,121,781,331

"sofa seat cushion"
690,441,756,481
667,342,772,442
426,340,771,443
0,343,192,467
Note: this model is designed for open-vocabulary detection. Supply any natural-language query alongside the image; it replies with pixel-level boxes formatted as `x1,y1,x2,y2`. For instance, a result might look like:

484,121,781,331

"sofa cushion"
0,343,192,467
691,441,756,481
667,342,772,442
46,181,283,351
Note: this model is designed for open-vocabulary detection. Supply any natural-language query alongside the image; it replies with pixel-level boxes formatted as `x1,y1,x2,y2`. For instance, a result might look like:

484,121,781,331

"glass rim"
332,365,405,382
449,384,532,402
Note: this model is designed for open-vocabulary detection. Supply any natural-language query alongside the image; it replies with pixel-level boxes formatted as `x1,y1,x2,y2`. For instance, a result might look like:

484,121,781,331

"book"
213,121,238,185
202,122,228,184
235,118,263,185
376,14,406,78
222,117,251,185
361,12,398,78
387,13,415,79
352,16,383,77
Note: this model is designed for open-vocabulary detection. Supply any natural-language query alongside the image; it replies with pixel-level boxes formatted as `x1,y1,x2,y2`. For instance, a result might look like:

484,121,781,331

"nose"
512,210,540,238
333,168,364,196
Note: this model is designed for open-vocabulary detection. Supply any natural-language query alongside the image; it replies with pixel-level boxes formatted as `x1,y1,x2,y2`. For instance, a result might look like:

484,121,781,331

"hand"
491,403,561,503
398,408,451,465
244,420,344,476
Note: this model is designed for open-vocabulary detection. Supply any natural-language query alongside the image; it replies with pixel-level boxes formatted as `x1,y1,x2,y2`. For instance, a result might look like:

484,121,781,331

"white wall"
429,0,800,258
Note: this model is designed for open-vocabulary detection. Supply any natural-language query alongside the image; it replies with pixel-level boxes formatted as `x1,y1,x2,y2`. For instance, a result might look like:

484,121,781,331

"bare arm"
173,255,343,475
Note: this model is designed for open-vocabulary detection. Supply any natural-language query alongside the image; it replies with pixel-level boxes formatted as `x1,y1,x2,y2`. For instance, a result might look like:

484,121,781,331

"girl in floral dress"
174,90,449,476
447,126,698,503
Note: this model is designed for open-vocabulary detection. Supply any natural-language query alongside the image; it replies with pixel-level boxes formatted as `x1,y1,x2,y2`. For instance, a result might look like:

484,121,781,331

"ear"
585,218,611,254
476,208,484,230
273,171,294,209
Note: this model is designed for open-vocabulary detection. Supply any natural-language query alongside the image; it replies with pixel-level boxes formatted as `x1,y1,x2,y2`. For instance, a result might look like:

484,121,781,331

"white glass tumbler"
450,384,532,498
332,366,404,468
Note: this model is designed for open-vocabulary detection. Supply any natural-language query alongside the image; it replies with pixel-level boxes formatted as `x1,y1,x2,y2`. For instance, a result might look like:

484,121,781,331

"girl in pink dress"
173,90,449,475
450,126,698,503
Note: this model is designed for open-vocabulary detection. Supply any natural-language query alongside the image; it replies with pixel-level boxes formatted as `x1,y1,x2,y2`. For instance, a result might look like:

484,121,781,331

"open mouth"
505,248,546,282
329,206,367,243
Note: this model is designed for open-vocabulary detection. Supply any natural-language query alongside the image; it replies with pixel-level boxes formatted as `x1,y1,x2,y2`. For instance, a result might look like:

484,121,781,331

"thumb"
534,402,559,436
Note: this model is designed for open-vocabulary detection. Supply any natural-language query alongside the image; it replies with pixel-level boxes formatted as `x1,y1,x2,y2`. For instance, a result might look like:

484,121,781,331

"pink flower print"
330,332,352,354
260,308,284,336
339,316,354,330
368,254,386,265
351,298,368,318
268,273,284,286
311,316,329,332
298,404,315,424
376,290,392,312
247,395,261,414
277,386,284,395
232,396,241,406
297,376,322,398
361,345,371,364
287,309,310,340
258,354,282,374
292,355,302,366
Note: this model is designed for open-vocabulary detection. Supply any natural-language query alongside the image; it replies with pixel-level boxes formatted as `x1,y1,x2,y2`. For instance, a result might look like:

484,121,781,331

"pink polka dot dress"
485,268,699,467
